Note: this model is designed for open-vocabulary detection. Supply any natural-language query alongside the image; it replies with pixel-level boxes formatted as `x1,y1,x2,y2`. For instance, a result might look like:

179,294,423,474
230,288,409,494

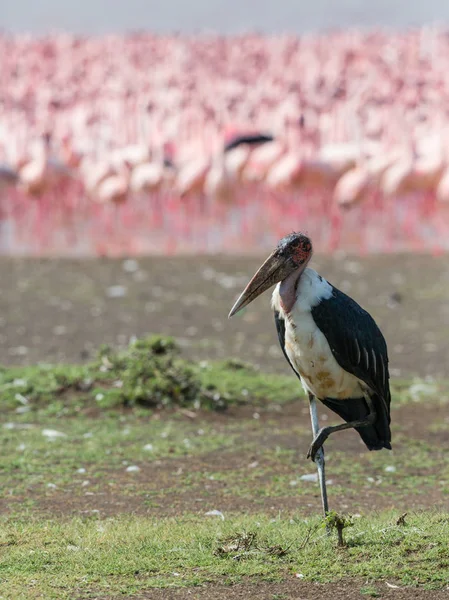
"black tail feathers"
320,394,391,451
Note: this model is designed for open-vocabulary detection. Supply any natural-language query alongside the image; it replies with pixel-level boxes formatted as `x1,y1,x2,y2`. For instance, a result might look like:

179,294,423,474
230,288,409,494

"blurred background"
2,0,449,378
3,0,449,33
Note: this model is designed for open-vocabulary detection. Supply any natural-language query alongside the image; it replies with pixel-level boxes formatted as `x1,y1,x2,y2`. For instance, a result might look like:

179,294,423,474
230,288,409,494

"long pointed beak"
228,251,294,318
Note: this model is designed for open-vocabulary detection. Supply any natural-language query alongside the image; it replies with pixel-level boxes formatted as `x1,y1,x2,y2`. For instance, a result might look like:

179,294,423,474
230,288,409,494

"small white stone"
47,483,57,489
81,480,90,487
123,259,139,273
385,465,397,473
53,325,67,336
205,510,224,520
143,444,153,451
4,422,33,430
13,379,27,387
9,346,28,356
300,473,318,483
42,429,67,439
126,465,140,473
423,343,437,353
106,285,127,298
77,468,87,474
344,261,363,274
202,268,216,281
409,382,437,401
95,393,104,402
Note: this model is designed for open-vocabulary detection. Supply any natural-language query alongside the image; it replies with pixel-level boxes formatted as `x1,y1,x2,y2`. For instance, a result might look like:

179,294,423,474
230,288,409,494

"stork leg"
307,393,377,462
308,393,329,516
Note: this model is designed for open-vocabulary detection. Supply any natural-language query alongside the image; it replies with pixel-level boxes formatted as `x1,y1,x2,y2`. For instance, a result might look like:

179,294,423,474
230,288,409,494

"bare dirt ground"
2,254,449,378
119,581,449,600
2,399,448,521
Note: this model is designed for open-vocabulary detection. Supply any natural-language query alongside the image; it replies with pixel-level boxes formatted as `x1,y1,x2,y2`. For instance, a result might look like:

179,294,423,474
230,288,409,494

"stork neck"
279,266,304,314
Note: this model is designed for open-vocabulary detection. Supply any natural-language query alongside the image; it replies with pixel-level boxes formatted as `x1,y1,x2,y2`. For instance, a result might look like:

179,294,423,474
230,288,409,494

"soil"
103,581,449,600
2,254,449,379
2,400,448,519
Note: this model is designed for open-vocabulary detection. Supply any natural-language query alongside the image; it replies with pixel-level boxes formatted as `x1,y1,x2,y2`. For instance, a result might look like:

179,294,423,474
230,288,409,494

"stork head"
228,232,312,317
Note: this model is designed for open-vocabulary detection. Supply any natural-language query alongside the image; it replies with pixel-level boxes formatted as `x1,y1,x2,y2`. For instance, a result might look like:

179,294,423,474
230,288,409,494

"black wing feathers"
310,286,391,409
224,133,274,153
311,285,391,449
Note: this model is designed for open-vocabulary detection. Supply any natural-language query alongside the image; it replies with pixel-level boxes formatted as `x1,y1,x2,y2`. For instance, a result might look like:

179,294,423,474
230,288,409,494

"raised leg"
308,393,329,516
307,393,377,461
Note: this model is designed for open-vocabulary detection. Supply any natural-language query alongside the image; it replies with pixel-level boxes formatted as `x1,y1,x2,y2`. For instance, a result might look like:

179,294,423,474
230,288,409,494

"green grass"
1,511,448,599
2,397,449,523
1,412,239,499
0,336,301,417
2,337,449,513
2,336,447,420
3,336,449,597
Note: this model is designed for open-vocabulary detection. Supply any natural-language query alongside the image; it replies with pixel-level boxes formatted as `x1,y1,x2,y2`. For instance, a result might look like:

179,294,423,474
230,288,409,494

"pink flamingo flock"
1,29,449,256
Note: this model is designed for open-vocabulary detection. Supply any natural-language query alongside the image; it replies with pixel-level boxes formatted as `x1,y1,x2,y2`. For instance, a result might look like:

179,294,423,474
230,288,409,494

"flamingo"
18,136,73,197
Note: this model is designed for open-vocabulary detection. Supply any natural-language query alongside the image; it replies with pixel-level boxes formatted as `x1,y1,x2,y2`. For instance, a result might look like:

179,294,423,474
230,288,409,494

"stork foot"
307,428,329,461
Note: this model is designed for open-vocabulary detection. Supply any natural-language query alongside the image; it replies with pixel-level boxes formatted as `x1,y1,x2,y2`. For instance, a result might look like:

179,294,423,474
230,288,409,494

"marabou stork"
229,232,391,514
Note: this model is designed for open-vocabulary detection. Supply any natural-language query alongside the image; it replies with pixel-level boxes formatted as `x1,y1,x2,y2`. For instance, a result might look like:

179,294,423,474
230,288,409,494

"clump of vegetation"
324,511,354,547
214,530,289,560
214,530,259,556
96,335,227,410
396,512,408,526
1,335,300,415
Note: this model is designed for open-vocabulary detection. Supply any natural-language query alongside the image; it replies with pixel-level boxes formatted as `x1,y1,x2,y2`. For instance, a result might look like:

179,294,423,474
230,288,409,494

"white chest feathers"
272,268,365,401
